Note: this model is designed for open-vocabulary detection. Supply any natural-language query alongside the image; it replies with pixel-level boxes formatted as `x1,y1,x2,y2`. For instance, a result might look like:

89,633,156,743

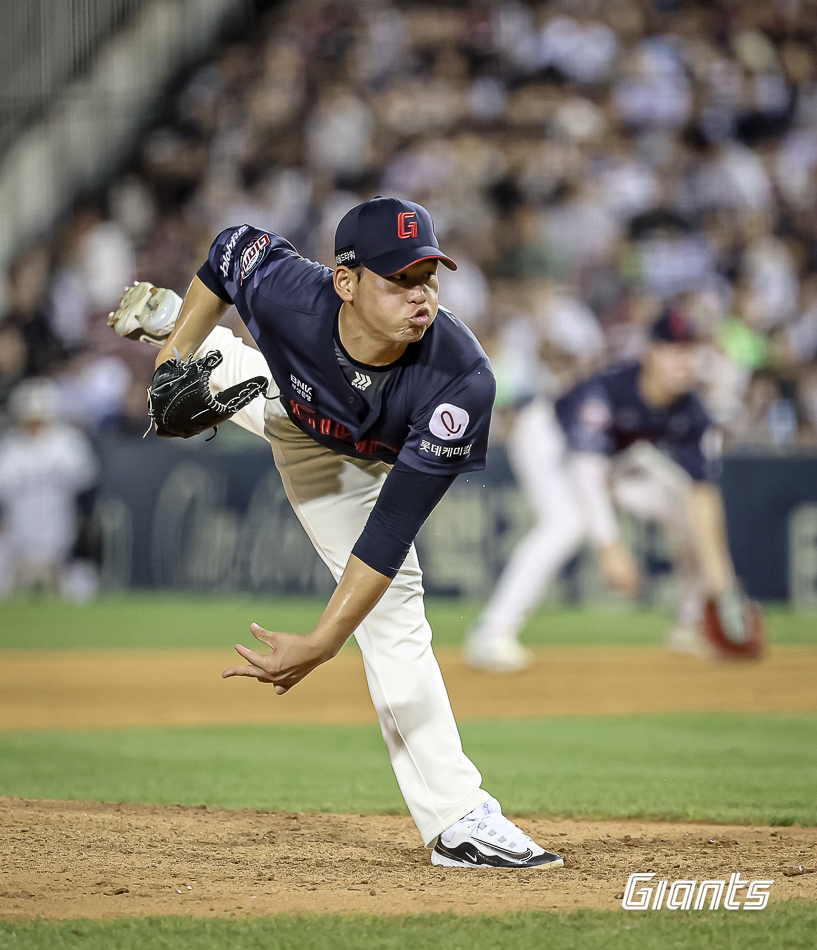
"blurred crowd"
4,0,817,593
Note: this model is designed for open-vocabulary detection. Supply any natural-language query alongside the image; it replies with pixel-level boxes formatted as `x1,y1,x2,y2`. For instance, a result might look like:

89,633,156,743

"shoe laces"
459,807,533,851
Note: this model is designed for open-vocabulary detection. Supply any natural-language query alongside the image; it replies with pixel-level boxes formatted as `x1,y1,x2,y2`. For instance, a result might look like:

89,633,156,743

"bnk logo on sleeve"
430,403,469,441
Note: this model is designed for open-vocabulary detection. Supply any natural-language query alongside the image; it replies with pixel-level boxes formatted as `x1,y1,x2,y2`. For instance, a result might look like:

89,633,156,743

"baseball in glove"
701,588,766,660
147,349,268,439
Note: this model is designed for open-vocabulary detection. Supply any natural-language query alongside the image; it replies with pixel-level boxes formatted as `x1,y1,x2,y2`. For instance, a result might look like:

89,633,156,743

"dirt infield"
2,645,816,920
2,645,817,731
1,798,815,919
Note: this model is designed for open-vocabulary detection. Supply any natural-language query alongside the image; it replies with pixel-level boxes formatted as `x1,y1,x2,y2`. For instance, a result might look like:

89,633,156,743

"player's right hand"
597,540,642,595
221,623,334,694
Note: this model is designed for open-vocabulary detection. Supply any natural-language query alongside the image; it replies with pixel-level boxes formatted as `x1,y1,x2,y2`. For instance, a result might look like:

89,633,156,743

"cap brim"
365,249,457,276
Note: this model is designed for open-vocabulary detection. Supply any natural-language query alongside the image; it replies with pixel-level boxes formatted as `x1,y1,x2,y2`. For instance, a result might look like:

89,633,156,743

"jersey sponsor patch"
290,374,313,403
420,439,473,459
239,233,271,284
219,225,248,278
429,403,469,440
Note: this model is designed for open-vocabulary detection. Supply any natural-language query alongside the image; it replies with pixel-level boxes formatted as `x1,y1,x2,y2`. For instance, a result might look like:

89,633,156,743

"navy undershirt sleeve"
196,260,233,303
351,460,456,579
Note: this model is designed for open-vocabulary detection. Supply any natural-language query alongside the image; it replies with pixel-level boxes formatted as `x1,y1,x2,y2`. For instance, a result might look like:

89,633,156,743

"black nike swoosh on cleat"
474,841,534,861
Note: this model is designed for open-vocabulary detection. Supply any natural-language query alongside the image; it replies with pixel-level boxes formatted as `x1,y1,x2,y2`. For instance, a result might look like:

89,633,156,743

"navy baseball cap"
650,308,698,344
334,197,457,276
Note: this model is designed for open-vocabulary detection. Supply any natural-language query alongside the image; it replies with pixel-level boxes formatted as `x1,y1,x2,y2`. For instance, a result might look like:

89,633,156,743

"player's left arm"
223,358,495,694
685,480,735,597
671,402,734,597
155,276,229,369
223,466,455,694
222,555,396,694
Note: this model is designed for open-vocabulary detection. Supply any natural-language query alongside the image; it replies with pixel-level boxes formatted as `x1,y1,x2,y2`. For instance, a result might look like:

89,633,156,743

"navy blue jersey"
554,362,718,482
197,225,495,476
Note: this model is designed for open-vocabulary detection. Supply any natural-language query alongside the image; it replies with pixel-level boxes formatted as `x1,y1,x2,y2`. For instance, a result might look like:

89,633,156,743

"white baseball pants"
477,398,704,641
198,327,490,845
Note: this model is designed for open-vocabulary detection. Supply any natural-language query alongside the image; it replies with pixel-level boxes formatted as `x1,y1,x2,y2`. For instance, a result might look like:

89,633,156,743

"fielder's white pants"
477,398,703,642
199,327,490,846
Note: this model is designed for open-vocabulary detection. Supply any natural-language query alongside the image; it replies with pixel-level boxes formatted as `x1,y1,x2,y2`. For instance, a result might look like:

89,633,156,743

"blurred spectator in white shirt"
741,215,799,329
50,207,135,348
538,10,618,84
0,379,98,599
596,135,662,223
531,280,606,368
695,141,774,214
56,352,132,432
614,39,692,129
544,179,621,274
787,274,817,364
305,85,374,183
436,243,490,335
725,369,798,448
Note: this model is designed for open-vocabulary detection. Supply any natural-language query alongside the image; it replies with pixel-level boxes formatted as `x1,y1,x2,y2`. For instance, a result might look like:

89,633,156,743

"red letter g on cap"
398,212,418,239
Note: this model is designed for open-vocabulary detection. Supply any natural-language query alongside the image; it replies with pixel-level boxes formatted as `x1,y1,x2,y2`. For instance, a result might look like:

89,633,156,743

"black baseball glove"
147,350,268,439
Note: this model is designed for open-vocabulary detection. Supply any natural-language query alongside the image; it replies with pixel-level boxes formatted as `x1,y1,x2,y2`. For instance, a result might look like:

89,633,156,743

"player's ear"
334,265,358,303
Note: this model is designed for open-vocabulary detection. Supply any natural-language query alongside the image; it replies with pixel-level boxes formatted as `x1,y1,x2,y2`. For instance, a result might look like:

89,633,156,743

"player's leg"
192,326,272,439
610,445,707,654
267,403,562,866
109,282,272,439
465,400,586,671
266,405,487,840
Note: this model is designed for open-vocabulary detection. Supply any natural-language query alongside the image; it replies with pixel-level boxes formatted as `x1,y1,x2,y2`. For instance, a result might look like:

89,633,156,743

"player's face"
355,260,440,345
644,342,698,400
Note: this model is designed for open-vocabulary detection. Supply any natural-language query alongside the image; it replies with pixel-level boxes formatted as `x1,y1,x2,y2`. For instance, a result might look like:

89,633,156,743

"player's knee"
529,508,585,557
556,503,587,546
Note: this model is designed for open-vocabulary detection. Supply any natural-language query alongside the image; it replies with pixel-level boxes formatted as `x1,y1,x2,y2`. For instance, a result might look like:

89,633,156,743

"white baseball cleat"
108,282,182,347
463,635,533,673
432,798,564,869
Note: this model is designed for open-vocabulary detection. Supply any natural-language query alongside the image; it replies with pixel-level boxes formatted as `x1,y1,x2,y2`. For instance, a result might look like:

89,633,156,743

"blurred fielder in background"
466,308,765,672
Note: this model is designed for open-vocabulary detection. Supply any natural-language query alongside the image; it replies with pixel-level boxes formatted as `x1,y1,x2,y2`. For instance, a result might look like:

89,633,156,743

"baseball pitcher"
110,196,564,869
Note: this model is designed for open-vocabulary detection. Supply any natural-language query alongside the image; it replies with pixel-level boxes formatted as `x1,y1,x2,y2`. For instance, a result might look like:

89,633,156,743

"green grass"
0,595,815,650
1,714,814,826
1,906,816,950
3,600,814,946
0,595,325,651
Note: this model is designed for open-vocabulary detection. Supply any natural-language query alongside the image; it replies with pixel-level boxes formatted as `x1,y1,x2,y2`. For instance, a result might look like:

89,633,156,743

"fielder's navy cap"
334,196,457,276
650,308,698,344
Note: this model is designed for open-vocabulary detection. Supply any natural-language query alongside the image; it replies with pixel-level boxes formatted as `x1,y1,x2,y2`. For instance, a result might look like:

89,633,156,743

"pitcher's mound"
1,798,814,919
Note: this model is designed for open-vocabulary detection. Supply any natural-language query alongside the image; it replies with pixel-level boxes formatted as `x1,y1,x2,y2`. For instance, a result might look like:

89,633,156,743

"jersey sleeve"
351,461,455,577
397,357,496,475
555,379,615,456
669,395,721,482
196,225,299,305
